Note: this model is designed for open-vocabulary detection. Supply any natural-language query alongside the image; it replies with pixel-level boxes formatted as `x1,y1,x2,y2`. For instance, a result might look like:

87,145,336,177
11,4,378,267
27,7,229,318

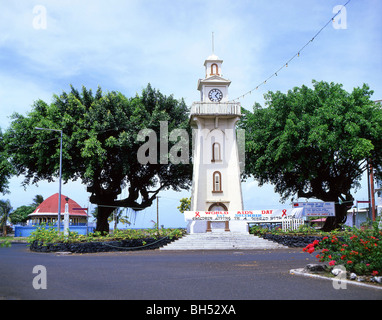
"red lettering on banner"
195,212,200,218
282,209,287,217
261,210,273,215
237,211,254,215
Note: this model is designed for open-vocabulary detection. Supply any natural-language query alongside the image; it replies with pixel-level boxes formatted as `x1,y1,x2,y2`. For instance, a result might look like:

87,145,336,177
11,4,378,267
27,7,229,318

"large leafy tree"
0,129,14,194
241,80,382,231
5,84,192,233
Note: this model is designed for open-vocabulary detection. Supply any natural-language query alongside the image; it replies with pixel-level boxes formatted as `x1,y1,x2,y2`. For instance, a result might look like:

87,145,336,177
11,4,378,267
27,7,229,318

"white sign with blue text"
293,202,335,217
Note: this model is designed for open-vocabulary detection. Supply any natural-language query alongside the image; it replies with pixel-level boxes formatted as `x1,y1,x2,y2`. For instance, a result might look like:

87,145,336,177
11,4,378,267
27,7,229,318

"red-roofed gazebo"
28,193,88,225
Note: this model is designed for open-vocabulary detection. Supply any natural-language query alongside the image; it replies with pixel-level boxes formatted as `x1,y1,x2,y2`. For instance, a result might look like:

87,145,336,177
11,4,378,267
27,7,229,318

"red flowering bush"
303,220,382,276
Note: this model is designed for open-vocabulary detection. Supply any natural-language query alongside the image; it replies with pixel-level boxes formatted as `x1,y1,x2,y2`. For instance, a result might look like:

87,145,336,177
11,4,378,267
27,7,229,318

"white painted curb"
290,268,382,290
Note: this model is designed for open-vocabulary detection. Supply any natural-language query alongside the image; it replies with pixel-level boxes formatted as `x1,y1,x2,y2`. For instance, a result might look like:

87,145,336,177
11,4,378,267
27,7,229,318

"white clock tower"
188,53,246,233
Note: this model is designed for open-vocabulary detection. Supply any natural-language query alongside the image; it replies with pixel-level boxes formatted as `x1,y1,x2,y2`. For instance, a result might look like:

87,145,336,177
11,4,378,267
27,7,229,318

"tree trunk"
321,217,337,232
95,206,114,234
321,202,348,232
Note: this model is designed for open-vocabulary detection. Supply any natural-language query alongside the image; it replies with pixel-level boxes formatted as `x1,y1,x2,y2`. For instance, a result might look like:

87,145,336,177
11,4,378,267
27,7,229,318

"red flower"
303,243,316,253
321,248,329,253
323,237,328,240
329,260,336,266
347,261,353,264
372,271,379,276
313,240,319,246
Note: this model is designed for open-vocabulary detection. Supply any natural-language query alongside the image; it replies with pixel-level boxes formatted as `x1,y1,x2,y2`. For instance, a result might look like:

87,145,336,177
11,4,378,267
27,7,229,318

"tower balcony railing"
190,102,241,116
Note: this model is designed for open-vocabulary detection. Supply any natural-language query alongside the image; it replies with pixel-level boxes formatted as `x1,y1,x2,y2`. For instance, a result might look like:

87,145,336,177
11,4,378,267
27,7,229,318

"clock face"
208,88,223,102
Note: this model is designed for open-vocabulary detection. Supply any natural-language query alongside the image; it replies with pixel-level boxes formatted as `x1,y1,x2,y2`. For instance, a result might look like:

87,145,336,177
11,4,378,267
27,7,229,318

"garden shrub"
303,219,382,276
28,223,185,246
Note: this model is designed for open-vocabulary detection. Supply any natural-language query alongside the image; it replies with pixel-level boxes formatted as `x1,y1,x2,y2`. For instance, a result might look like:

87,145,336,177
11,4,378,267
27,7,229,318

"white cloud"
0,73,53,129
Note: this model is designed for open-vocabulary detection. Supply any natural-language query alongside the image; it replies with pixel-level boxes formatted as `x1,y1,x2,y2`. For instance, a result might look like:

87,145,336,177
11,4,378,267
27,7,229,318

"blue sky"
1,0,381,228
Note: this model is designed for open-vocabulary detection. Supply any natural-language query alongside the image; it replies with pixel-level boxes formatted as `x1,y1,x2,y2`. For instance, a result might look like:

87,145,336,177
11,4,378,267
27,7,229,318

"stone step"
160,233,286,250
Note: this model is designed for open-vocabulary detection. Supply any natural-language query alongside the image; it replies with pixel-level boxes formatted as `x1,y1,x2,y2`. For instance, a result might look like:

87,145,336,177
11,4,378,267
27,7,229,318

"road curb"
290,268,382,290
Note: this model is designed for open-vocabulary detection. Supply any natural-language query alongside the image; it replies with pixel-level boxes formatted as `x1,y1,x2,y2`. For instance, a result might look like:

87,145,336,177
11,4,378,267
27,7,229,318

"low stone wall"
29,237,175,253
262,234,324,247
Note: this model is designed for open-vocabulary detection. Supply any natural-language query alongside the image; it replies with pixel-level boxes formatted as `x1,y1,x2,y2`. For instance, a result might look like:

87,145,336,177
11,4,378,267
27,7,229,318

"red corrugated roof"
32,193,87,216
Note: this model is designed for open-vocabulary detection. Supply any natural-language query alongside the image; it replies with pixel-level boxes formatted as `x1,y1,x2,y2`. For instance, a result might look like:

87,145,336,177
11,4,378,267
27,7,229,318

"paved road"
1,244,381,300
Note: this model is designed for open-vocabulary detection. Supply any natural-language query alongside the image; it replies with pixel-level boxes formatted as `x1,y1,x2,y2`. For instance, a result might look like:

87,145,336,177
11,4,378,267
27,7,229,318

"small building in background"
27,193,87,225
14,193,94,237
345,207,372,228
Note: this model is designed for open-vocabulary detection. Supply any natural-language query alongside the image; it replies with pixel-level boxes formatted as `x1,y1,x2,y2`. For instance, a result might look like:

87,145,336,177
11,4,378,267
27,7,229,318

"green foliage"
293,223,323,235
10,205,34,224
28,223,186,245
241,81,382,230
0,239,11,248
28,224,67,244
177,197,191,213
249,225,268,236
9,195,44,224
249,223,324,237
31,195,44,207
0,129,15,194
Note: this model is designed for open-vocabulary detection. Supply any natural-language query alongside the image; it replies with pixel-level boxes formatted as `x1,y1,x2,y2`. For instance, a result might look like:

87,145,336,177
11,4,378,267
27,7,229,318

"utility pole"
156,196,160,236
369,161,376,222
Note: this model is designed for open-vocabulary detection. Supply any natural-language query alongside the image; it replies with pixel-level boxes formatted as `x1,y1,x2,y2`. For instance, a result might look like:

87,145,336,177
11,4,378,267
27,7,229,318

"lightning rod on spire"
212,32,214,54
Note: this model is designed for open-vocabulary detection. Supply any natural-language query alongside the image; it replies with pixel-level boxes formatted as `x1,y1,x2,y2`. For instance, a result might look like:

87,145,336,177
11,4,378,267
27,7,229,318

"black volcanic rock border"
261,234,325,247
29,237,175,253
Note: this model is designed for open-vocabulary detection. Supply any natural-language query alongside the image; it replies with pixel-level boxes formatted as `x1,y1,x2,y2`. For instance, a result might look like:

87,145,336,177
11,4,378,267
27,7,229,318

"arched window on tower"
211,63,219,75
211,142,221,162
208,202,228,211
212,171,222,193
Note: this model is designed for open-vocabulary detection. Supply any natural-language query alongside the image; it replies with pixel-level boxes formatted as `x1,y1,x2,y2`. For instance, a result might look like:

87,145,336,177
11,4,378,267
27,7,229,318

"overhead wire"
230,0,352,102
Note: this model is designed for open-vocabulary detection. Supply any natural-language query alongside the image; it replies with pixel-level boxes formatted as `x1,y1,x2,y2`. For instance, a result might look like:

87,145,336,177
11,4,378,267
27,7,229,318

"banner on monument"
293,202,335,217
184,208,304,222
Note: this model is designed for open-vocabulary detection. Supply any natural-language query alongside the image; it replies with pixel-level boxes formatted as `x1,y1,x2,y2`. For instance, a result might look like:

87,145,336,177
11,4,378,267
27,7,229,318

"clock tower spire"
212,32,215,54
197,52,231,103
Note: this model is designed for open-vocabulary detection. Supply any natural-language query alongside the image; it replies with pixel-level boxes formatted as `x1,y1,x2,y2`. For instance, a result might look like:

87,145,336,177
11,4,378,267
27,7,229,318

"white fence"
282,218,304,231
